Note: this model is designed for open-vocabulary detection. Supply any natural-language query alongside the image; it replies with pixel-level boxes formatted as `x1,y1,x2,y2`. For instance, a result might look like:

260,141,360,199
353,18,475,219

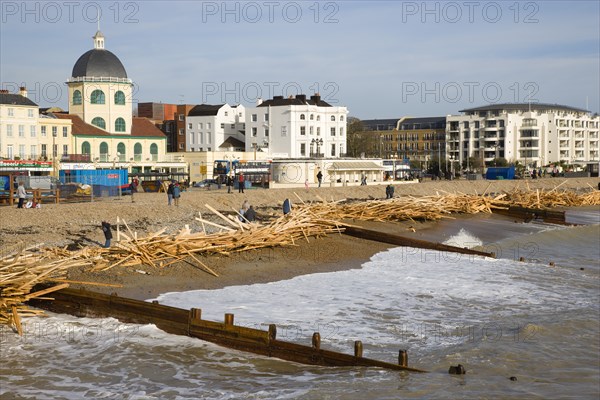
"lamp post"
493,141,499,167
52,130,58,178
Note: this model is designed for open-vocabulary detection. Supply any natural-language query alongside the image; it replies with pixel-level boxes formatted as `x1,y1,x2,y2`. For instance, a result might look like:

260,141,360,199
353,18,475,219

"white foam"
442,227,483,248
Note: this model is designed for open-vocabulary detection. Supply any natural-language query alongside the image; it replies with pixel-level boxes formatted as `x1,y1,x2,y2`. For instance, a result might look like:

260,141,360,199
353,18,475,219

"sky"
1,0,598,119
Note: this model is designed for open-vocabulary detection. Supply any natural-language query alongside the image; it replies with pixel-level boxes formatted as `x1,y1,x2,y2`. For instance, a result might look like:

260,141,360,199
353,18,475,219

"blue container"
485,167,515,180
60,169,128,187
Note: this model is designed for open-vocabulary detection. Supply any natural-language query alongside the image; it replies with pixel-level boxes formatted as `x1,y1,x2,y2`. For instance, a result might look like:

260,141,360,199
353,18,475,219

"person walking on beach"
172,181,181,206
227,174,233,193
317,170,323,187
238,172,245,193
101,221,112,248
17,182,26,208
167,181,174,205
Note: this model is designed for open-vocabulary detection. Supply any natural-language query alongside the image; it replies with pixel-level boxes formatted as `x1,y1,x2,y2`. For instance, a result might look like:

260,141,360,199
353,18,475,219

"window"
300,126,306,135
198,123,203,129
220,123,225,129
188,123,193,129
41,144,47,157
330,127,336,136
251,114,257,122
7,145,13,159
19,125,25,137
115,118,126,132
62,145,68,156
41,126,47,136
91,90,105,104
207,122,212,129
179,143,184,150
179,129,184,135
178,114,184,121
150,143,158,161
207,134,211,144
281,126,287,136
340,115,344,122
230,124,235,129
114,91,126,105
331,115,335,121
28,109,34,118
63,127,68,137
331,144,336,156
264,114,269,121
300,114,306,120
340,127,344,136
30,145,37,158
6,125,13,137
92,117,106,129
134,143,142,161
264,128,269,137
8,108,14,116
309,126,314,135
30,126,36,137
199,132,203,143
224,111,228,116
117,143,126,160
300,143,306,156
19,144,25,158
81,142,91,154
252,127,257,137
73,90,82,105
310,114,314,120
317,127,321,136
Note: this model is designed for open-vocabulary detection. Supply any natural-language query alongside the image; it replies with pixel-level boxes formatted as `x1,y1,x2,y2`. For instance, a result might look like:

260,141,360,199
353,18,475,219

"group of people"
166,180,182,206
238,200,256,222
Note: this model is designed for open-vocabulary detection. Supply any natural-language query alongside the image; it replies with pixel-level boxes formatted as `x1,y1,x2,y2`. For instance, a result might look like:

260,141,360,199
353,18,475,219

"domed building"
67,31,133,135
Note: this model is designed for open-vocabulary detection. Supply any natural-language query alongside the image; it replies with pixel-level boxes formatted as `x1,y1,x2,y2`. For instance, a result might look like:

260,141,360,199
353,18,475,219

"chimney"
310,93,321,103
0,89,9,94
19,87,27,98
256,98,263,106
296,94,306,102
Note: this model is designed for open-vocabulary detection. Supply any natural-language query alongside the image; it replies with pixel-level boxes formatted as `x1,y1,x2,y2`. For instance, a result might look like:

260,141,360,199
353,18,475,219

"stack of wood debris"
2,185,599,333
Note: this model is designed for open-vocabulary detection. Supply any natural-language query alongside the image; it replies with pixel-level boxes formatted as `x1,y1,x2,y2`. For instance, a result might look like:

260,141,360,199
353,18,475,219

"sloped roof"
0,93,38,107
188,104,225,116
219,136,245,149
52,113,165,137
331,161,384,171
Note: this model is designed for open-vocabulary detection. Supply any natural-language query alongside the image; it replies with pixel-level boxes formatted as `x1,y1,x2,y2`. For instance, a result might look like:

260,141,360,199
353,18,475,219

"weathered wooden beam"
343,226,495,258
27,285,427,373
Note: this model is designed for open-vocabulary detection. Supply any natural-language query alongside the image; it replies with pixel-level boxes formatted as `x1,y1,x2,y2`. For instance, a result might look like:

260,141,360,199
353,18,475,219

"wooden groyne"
343,226,496,258
27,286,427,372
492,206,568,225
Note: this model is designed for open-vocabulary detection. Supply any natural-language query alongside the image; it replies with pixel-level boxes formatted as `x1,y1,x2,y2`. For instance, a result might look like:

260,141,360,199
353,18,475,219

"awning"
330,162,384,171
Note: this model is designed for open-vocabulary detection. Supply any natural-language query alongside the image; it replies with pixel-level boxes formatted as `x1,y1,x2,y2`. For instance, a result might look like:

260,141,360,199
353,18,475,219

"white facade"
186,104,245,152
0,89,72,161
245,94,348,158
447,104,599,168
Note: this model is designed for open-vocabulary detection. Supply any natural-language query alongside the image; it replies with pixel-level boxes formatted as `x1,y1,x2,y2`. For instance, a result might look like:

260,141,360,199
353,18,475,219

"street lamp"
52,129,58,178
493,141,499,167
311,138,323,157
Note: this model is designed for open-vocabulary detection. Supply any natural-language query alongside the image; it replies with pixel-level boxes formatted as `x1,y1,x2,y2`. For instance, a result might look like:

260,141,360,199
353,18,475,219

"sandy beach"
1,177,598,300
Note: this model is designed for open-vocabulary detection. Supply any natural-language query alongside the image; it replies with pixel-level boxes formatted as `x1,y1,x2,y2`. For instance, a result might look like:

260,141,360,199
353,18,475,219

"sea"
1,209,599,399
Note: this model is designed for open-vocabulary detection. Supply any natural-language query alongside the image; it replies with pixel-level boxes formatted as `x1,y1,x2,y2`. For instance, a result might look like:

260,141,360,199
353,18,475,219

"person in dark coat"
317,170,323,187
167,181,174,205
227,174,233,194
283,198,292,215
101,221,112,248
244,205,256,222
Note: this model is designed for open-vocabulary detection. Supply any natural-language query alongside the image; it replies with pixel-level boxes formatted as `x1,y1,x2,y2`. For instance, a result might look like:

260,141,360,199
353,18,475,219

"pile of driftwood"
0,245,93,334
2,186,599,333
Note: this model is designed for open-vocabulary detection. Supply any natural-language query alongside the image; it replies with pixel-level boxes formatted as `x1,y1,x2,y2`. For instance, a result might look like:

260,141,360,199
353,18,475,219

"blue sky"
1,0,598,118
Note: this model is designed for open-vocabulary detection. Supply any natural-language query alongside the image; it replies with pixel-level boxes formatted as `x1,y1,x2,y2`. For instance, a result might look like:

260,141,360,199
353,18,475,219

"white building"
0,89,72,166
185,104,246,152
245,94,348,158
447,103,599,169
